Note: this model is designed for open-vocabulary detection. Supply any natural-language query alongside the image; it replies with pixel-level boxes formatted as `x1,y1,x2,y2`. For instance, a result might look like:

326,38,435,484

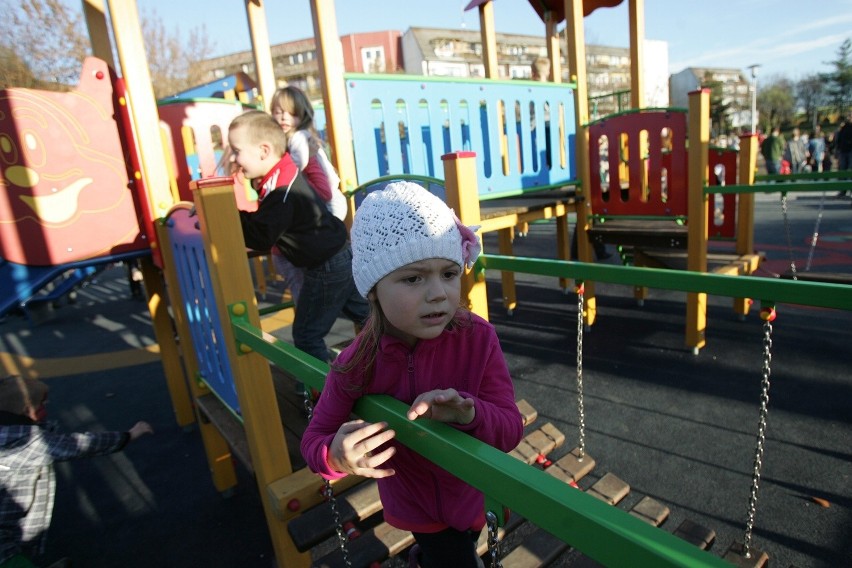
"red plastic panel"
588,110,688,218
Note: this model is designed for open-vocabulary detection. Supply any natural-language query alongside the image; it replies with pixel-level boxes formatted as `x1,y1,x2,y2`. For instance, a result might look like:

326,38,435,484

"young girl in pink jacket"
301,182,523,567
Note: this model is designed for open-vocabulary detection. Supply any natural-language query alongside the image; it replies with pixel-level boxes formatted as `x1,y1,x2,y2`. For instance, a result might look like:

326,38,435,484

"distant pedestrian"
784,127,807,174
835,117,852,197
760,126,785,175
808,127,826,173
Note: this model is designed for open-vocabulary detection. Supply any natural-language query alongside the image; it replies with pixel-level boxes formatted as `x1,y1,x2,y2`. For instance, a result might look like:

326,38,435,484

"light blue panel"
345,74,577,199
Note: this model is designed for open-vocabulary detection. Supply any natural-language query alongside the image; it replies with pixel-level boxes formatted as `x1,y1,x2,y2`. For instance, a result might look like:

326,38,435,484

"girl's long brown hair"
332,294,471,392
270,86,322,157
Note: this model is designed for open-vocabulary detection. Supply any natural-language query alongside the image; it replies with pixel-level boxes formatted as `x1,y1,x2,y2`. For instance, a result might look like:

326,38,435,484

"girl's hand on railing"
329,419,397,478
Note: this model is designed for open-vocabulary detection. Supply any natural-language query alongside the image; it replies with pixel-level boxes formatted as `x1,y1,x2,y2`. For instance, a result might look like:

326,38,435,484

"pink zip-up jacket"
300,311,523,533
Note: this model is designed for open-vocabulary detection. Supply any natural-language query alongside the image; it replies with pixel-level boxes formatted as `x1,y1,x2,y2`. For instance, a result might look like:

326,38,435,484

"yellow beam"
478,1,499,78
628,0,645,108
244,0,277,107
310,0,357,205
565,0,597,325
686,89,710,351
106,0,176,225
81,0,114,68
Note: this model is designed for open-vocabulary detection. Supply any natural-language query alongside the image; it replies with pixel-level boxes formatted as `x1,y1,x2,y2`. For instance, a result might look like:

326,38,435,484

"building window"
362,47,386,73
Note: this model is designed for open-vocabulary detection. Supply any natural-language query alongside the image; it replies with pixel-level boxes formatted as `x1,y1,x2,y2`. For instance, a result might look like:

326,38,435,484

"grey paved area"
1,192,849,567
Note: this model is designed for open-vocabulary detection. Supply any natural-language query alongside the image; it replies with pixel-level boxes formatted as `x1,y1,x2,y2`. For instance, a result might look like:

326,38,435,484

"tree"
0,0,214,99
0,46,41,90
823,38,851,118
140,9,214,99
757,77,795,131
796,74,827,130
700,72,733,138
0,0,89,90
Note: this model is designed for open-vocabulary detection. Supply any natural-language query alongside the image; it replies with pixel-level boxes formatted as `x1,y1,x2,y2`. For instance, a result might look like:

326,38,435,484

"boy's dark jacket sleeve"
238,173,348,267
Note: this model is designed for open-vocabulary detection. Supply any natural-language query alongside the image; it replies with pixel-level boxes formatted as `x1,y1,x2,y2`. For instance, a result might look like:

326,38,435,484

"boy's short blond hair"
229,110,288,157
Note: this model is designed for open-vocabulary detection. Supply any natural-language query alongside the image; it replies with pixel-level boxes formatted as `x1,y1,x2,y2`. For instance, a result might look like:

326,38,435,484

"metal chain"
742,312,774,559
804,192,826,272
576,283,587,458
486,511,503,568
305,390,353,567
780,194,798,279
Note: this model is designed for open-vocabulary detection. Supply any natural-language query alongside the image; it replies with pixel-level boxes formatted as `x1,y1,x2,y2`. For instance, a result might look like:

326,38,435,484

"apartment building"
197,27,668,115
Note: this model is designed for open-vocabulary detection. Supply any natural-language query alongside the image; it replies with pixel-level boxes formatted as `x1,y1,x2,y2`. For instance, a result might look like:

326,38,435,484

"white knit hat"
351,181,481,297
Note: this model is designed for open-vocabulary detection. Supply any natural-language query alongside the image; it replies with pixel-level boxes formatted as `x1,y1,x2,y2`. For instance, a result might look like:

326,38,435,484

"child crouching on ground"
300,182,524,567
0,376,152,567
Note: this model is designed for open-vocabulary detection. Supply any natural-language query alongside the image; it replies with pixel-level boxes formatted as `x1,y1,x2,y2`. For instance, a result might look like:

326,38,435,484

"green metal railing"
230,308,729,567
231,254,849,567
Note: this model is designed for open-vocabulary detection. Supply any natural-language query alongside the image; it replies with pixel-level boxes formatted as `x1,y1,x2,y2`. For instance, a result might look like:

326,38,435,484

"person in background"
269,86,348,303
301,182,523,568
760,126,785,175
0,376,153,568
808,126,826,173
784,127,808,174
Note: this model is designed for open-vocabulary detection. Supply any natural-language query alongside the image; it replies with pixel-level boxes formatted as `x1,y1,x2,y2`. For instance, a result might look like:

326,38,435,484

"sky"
132,0,851,82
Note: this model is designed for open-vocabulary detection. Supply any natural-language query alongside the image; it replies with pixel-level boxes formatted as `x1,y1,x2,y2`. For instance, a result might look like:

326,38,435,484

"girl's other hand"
329,419,396,478
407,389,475,425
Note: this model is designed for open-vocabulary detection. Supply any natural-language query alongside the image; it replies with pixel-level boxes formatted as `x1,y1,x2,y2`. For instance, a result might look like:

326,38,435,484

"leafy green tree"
700,72,733,138
823,38,851,118
796,74,827,130
757,77,795,131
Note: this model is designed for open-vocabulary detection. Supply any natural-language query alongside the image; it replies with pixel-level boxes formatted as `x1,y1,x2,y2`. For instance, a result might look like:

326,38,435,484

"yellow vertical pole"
192,178,308,568
628,0,645,109
81,0,114,68
686,89,710,353
102,0,195,427
478,1,499,78
244,0,277,108
733,134,758,315
545,11,562,83
106,0,176,220
310,0,357,205
443,152,488,320
736,135,758,255
154,218,237,490
565,0,597,326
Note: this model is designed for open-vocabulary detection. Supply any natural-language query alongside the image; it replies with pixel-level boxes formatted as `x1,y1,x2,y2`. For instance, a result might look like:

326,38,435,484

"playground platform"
0,192,849,568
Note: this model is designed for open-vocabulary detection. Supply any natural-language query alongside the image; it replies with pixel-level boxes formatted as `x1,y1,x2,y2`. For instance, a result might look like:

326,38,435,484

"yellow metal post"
81,0,114,68
192,178,308,568
628,0,645,109
443,152,488,319
686,89,710,352
565,0,597,326
244,0,277,108
477,1,499,78
106,0,176,222
733,134,759,315
545,11,562,83
310,0,357,205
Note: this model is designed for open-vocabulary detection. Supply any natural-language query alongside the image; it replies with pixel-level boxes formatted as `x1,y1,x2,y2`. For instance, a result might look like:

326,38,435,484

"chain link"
486,511,503,568
780,194,798,279
305,389,352,567
742,316,774,558
804,192,826,272
576,285,587,458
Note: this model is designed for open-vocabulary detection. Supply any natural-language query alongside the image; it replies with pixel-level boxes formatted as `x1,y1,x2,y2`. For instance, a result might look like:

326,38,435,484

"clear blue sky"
135,0,851,81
